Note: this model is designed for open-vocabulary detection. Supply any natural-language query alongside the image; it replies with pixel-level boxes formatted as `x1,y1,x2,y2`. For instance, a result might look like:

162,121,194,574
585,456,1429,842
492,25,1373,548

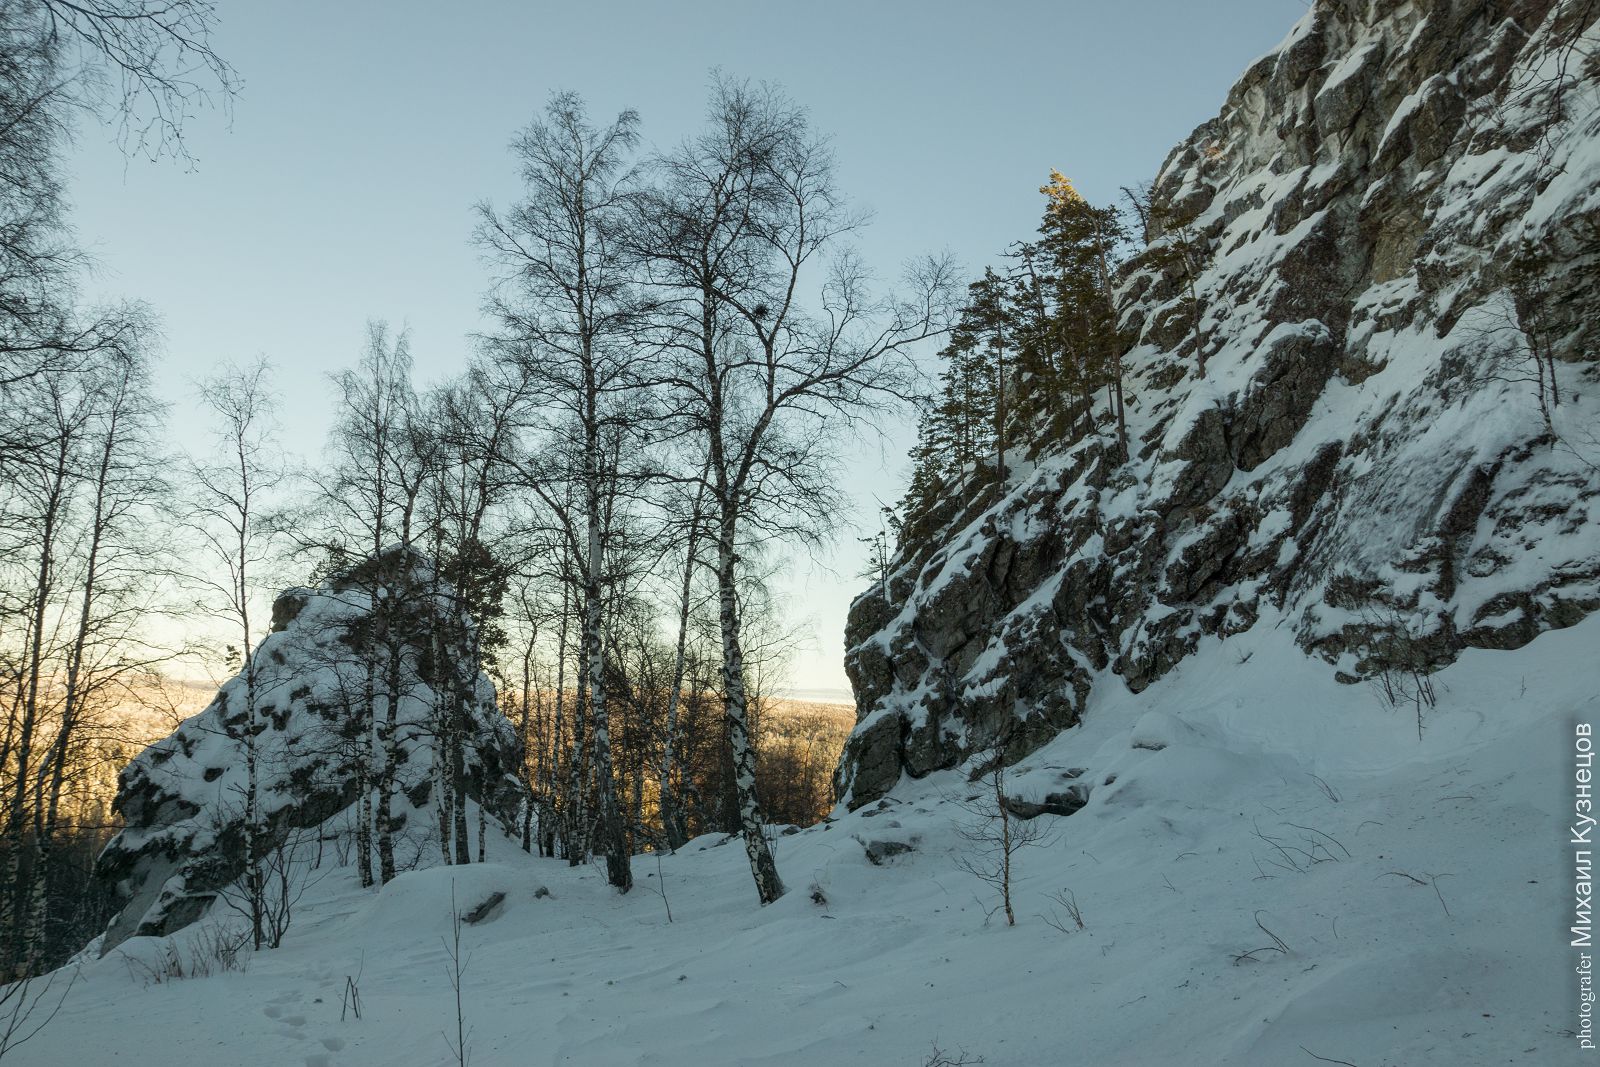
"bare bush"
443,882,471,1067
120,925,247,986
0,966,76,1060
1040,888,1085,934
1381,870,1453,917
1358,607,1442,740
216,827,320,951
952,730,1052,927
923,1042,986,1066
1252,819,1350,876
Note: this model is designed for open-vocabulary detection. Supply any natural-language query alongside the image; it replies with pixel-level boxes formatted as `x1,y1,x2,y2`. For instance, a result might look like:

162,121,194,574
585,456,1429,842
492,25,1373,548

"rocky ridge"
94,549,527,952
837,0,1600,808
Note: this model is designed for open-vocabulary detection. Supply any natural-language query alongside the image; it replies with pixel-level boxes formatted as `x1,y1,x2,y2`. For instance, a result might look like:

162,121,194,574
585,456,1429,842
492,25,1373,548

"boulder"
94,547,528,954
1002,785,1091,820
857,836,918,866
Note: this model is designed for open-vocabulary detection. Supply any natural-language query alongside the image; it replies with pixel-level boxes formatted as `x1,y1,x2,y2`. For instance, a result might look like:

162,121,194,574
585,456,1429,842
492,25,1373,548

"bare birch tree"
311,322,435,886
190,358,284,950
411,366,524,867
24,344,165,961
33,0,237,163
476,91,651,893
637,78,955,903
0,0,231,977
657,469,710,852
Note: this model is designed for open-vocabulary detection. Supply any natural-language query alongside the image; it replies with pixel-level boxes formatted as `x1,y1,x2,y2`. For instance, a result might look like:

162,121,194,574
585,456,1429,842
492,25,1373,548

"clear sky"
64,0,1308,699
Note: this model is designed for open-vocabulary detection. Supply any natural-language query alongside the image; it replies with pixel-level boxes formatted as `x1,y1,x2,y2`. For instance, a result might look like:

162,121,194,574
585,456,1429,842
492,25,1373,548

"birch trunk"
356,755,372,885
376,623,402,884
552,584,570,860
658,508,700,852
451,680,470,865
244,646,264,948
566,586,589,866
30,378,125,959
585,508,631,890
435,673,454,864
520,645,534,853
356,665,375,888
5,427,69,966
716,520,783,904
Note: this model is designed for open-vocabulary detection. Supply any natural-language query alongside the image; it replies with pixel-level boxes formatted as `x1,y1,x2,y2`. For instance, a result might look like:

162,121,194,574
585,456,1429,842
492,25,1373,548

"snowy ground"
16,616,1594,1066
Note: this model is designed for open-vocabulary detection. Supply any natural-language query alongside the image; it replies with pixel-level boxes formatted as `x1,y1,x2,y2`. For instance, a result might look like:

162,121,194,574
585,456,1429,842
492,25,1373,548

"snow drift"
18,614,1594,1065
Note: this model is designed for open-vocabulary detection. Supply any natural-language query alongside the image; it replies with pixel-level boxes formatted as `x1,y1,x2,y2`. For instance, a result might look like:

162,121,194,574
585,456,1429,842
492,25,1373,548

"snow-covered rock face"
94,548,527,952
837,0,1600,809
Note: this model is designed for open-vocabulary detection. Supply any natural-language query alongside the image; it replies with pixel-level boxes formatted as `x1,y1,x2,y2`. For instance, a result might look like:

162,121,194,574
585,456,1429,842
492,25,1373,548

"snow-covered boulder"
837,0,1600,809
94,547,528,953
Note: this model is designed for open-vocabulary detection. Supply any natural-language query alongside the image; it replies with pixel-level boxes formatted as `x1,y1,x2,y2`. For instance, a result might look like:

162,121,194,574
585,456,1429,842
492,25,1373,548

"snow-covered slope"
837,0,1600,807
24,3,1597,1063
95,548,527,954
19,614,1592,1066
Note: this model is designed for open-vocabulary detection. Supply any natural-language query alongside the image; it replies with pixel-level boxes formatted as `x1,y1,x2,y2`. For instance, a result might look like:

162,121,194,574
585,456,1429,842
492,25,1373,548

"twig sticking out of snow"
1380,870,1453,917
1230,911,1292,965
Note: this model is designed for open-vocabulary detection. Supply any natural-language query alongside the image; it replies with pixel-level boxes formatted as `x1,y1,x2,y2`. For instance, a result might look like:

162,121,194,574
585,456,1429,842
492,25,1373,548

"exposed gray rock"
95,548,528,954
1164,406,1233,517
835,0,1600,810
1002,785,1091,820
858,837,918,866
837,712,904,810
463,891,506,925
1229,322,1338,471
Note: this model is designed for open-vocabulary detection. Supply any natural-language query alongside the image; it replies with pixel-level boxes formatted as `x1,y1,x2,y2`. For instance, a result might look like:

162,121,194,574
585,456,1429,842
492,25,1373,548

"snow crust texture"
837,0,1600,808
20,617,1594,1065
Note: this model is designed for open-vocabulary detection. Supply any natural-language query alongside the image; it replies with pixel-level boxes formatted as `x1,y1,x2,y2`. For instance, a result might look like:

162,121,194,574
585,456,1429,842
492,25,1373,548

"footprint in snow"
264,990,302,1022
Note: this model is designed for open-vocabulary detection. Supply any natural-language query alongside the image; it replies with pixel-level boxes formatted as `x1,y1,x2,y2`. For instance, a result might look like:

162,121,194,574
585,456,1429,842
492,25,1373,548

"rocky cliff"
837,0,1600,808
94,549,527,952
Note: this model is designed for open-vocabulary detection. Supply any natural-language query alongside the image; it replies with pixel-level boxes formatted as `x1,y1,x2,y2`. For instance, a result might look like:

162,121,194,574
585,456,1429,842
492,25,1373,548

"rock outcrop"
95,548,527,952
837,0,1600,808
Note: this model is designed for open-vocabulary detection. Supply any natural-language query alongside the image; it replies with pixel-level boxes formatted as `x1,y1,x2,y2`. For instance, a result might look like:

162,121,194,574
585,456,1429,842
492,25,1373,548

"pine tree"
897,172,1134,543
1035,171,1130,461
1005,242,1066,436
961,269,1015,480
899,408,951,543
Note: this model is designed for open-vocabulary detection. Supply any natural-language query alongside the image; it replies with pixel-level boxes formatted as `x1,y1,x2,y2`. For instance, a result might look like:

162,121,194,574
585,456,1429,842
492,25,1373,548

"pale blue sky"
65,0,1308,696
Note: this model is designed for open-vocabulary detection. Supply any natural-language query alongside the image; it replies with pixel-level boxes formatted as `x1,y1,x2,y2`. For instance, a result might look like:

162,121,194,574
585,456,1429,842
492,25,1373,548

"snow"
26,4,1600,1063
1375,74,1441,157
16,614,1595,1066
1317,41,1382,101
98,553,524,952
